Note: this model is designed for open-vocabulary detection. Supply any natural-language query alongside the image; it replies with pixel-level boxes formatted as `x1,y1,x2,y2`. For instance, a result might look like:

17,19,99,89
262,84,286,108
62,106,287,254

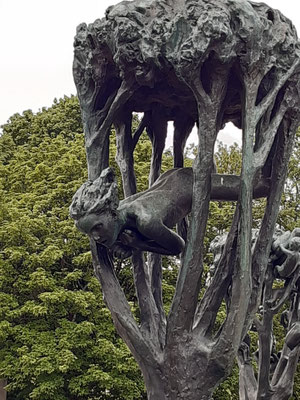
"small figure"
276,237,300,278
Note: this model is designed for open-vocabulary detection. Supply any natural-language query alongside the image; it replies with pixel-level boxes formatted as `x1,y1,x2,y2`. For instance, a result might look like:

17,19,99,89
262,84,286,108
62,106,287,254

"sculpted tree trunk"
71,0,300,398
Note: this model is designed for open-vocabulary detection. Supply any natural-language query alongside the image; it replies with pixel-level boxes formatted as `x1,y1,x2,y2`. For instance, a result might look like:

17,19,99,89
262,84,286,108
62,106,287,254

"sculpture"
70,167,270,257
72,0,300,398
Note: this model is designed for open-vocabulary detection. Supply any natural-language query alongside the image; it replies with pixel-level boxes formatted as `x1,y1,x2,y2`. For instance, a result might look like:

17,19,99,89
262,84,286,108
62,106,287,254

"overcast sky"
0,0,299,146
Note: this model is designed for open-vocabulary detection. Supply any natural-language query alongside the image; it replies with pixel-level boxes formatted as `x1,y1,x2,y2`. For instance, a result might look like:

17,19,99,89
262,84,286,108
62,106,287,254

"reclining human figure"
70,167,270,258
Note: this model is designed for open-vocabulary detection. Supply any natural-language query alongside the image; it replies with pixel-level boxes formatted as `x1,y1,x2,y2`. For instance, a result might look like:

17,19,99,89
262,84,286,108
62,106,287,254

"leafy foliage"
0,96,145,400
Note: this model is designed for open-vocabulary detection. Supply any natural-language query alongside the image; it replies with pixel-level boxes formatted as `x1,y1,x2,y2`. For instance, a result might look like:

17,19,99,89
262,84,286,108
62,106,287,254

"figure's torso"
119,168,193,228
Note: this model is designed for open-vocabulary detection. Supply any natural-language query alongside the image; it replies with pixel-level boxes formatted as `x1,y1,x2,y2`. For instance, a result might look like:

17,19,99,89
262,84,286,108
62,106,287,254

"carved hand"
111,242,133,259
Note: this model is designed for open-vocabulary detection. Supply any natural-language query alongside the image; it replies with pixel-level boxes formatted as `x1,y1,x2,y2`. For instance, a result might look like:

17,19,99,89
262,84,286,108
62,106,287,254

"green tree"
0,96,145,400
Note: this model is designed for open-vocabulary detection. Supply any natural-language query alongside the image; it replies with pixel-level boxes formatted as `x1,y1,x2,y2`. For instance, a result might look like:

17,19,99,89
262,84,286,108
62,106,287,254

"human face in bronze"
76,212,119,247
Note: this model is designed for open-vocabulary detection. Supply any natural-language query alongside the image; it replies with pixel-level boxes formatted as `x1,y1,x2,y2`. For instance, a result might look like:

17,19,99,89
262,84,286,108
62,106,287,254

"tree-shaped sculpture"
71,0,300,398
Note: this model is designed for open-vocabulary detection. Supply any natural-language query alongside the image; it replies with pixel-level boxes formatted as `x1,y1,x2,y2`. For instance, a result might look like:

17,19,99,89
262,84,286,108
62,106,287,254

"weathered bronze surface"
71,0,300,398
71,167,271,257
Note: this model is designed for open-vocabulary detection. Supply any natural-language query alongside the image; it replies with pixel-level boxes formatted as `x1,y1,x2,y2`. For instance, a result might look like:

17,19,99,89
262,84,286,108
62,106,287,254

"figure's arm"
276,252,300,278
119,224,185,256
138,217,185,255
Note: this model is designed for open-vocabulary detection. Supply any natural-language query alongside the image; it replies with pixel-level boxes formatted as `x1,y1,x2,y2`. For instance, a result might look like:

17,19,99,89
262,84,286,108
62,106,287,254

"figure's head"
69,168,121,247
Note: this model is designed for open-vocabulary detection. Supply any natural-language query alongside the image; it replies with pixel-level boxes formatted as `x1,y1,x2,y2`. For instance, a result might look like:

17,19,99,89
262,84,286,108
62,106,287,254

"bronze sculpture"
71,0,300,398
70,167,270,257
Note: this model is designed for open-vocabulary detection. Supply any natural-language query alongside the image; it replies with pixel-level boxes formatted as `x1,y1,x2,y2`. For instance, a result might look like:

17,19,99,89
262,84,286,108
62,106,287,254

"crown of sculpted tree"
71,0,300,398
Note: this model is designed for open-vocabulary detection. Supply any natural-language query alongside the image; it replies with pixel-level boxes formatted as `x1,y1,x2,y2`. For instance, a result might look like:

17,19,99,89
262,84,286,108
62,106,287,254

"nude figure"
70,168,191,258
70,167,270,258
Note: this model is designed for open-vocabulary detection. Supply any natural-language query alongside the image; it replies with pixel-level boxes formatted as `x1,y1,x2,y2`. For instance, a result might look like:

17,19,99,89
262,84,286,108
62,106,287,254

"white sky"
0,0,299,146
